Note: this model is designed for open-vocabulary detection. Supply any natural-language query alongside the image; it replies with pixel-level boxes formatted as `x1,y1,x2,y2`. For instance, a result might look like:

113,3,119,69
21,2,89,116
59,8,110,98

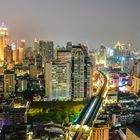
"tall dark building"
71,45,90,98
39,40,54,65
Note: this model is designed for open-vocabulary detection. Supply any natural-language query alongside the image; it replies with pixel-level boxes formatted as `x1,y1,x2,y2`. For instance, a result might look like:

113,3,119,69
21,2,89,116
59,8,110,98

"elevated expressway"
71,71,109,140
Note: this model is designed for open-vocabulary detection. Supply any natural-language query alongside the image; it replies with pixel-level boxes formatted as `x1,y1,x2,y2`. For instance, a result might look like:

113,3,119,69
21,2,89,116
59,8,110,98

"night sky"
0,0,140,48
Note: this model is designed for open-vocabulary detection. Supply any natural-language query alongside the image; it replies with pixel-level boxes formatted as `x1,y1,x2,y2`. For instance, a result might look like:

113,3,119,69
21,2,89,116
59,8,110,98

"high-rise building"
57,49,71,63
18,47,24,64
71,45,89,98
0,23,8,65
4,70,15,97
17,78,27,92
66,41,72,50
33,38,39,56
4,45,13,67
39,40,54,65
91,123,109,140
45,62,71,100
21,40,25,48
99,45,107,67
29,65,37,79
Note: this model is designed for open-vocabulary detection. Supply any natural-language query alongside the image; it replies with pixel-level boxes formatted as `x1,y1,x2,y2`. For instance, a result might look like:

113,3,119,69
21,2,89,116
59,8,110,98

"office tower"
33,38,39,55
91,123,109,140
4,45,12,67
29,65,37,79
39,40,54,65
131,59,140,93
21,40,25,48
99,45,107,67
114,42,124,57
18,47,24,64
17,78,27,92
45,62,71,100
66,41,72,50
45,63,52,99
0,23,8,65
57,49,71,63
4,70,15,97
71,45,89,98
11,42,19,64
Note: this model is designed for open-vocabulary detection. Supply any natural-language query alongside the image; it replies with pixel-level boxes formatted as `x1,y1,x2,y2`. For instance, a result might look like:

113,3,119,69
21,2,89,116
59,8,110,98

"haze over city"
1,0,140,139
1,0,140,48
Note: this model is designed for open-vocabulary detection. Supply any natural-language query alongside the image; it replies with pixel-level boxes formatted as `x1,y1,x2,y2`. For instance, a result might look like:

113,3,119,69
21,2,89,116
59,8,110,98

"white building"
45,62,71,100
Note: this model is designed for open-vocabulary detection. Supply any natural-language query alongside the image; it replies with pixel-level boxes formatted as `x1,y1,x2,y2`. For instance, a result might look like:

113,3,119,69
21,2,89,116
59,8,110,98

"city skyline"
0,0,140,48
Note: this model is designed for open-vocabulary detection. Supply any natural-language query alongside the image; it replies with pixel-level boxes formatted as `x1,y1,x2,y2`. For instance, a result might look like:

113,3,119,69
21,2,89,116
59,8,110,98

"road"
72,71,108,140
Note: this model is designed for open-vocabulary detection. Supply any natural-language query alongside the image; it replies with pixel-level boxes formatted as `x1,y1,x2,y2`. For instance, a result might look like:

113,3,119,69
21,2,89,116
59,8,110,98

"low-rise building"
126,123,140,140
91,123,109,140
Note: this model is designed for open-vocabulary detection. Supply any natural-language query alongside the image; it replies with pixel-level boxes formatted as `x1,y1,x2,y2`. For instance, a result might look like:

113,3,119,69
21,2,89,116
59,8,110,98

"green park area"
28,100,88,124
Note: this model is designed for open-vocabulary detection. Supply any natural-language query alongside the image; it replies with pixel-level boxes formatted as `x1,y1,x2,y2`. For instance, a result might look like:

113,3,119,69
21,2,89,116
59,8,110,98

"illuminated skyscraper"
39,40,54,64
4,70,15,97
45,62,71,100
18,47,24,64
0,23,8,65
99,45,107,67
33,38,39,55
21,40,25,48
71,45,89,98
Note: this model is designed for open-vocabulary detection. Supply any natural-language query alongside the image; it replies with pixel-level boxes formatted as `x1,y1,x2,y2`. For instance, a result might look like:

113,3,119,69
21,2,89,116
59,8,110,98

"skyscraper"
4,70,15,97
99,45,107,67
0,23,8,65
45,62,71,100
39,40,54,64
71,45,89,98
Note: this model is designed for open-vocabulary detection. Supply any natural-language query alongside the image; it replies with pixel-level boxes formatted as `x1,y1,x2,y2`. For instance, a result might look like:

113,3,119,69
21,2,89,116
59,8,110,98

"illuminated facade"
18,47,24,64
39,40,54,65
45,62,71,100
0,23,8,65
29,65,37,78
57,49,71,63
4,71,15,97
71,45,89,98
99,45,107,67
91,123,109,140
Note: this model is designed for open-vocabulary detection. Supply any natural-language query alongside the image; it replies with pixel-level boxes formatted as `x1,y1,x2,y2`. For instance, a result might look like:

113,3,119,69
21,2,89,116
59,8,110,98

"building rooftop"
127,122,140,138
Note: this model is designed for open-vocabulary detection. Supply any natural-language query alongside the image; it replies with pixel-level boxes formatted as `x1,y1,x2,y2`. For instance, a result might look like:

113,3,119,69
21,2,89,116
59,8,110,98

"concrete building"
18,47,24,64
99,45,107,67
0,23,8,66
39,40,54,65
126,123,140,140
29,65,37,79
45,62,71,100
57,49,71,63
91,123,109,140
17,78,27,92
4,70,15,97
0,108,27,129
131,59,140,93
71,45,90,99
